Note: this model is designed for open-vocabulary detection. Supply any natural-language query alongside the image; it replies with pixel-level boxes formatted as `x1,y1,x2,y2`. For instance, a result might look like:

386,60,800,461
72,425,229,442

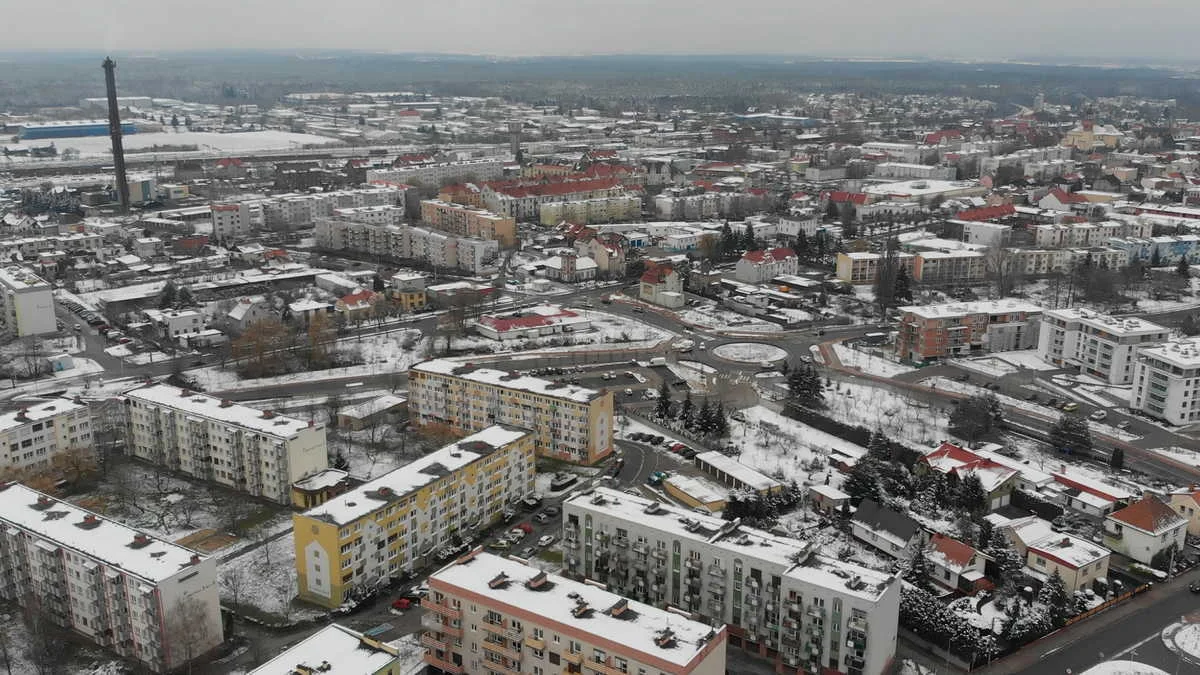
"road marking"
1112,630,1160,659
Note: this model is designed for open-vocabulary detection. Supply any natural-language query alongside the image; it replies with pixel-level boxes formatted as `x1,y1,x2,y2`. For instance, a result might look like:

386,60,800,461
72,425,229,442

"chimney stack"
102,57,131,214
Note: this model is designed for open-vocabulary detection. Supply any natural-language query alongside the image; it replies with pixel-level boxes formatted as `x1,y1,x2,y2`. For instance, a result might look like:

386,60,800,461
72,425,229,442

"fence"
1063,584,1150,627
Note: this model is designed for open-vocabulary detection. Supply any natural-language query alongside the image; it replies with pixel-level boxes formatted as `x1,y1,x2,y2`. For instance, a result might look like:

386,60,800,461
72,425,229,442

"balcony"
424,601,462,620
482,639,522,662
564,537,580,550
583,658,625,675
423,654,465,675
613,537,629,548
632,541,648,554
482,620,523,642
562,651,584,666
848,617,868,632
685,559,702,571
651,548,667,561
708,566,724,577
420,633,448,651
482,661,522,675
524,636,546,651
807,606,825,619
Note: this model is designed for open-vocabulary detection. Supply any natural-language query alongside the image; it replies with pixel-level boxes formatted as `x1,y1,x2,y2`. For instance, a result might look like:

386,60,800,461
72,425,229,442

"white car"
1089,410,1108,421
537,535,555,547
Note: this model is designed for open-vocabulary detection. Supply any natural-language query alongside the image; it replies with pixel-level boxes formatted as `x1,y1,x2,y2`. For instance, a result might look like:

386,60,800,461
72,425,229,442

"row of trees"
652,383,730,438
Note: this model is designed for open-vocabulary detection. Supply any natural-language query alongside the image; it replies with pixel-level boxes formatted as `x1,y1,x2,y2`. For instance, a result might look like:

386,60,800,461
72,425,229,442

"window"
1035,556,1046,567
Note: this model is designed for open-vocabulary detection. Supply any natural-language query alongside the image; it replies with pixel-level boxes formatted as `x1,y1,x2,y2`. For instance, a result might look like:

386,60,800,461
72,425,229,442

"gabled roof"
922,442,1017,492
852,499,921,543
339,289,377,308
1107,495,1187,535
741,247,797,264
823,190,868,205
927,533,978,573
1047,188,1088,205
956,204,1015,222
641,263,675,284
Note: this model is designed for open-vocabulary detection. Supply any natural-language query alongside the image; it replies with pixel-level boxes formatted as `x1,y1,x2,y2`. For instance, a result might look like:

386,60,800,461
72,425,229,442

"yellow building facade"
293,426,535,608
407,359,614,465
419,199,517,247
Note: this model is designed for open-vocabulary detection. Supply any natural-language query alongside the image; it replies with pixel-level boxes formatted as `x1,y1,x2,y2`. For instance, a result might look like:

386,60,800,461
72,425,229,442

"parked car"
1089,410,1108,421
1116,421,1131,430
1189,582,1200,594
1062,402,1080,412
543,506,560,517
515,522,534,534
534,513,551,524
518,546,535,559
537,535,555,547
488,540,511,551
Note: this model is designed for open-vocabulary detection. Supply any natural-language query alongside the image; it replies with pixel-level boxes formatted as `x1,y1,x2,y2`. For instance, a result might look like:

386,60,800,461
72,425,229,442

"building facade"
420,200,517,247
315,217,500,275
1038,309,1170,385
423,551,728,675
124,384,328,504
0,483,223,672
407,359,613,465
735,247,799,284
563,487,899,675
0,267,56,337
0,398,92,475
895,300,1043,363
1102,496,1187,566
210,202,253,242
293,426,535,608
1131,338,1200,425
639,263,685,308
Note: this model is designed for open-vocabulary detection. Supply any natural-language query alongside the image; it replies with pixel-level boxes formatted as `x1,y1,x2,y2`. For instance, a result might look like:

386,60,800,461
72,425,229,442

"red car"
670,443,686,453
516,522,534,534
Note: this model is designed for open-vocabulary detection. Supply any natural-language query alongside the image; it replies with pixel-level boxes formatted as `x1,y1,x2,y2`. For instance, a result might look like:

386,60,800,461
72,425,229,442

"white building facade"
1038,309,1170,384
1132,338,1200,424
0,398,92,474
0,267,56,337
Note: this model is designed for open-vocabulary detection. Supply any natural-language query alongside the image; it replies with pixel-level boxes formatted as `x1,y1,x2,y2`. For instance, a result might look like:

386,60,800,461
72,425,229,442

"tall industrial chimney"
507,120,523,158
102,57,131,213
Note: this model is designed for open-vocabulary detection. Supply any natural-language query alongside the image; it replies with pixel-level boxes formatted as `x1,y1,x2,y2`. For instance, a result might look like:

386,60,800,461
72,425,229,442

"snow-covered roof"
412,359,604,404
809,484,850,501
124,384,316,438
247,623,400,675
1137,338,1200,369
1043,308,1169,338
1027,530,1110,570
663,474,727,506
971,448,1053,487
0,397,86,433
292,468,349,492
431,552,722,669
693,451,782,492
927,533,980,574
900,299,1043,320
303,426,529,525
1106,496,1187,535
566,487,896,601
0,482,205,583
338,394,406,420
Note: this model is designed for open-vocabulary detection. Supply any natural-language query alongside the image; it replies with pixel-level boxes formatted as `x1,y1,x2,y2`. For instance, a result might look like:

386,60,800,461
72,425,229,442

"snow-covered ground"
1148,446,1200,468
992,350,1057,371
218,529,324,622
833,343,915,378
675,306,782,333
711,342,788,363
823,380,947,448
775,308,815,323
952,356,1019,379
5,129,341,159
0,615,124,675
727,405,861,488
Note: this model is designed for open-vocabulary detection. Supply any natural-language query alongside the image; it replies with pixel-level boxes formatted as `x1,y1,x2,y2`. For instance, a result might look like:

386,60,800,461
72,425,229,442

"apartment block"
834,252,916,285
211,202,253,241
539,195,642,227
249,623,405,675
407,359,614,465
420,199,517,247
895,299,1043,363
314,217,500,275
0,266,55,337
0,482,223,672
367,158,506,187
1132,338,1200,424
735,247,799,284
1038,309,1170,385
563,487,900,675
293,426,535,608
912,250,986,285
124,384,328,504
423,551,727,675
0,397,92,474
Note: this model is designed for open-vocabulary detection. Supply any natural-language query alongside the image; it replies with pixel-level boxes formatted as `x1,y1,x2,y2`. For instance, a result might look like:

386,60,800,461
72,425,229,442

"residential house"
735,247,799,284
1103,495,1188,566
389,272,428,313
1051,470,1136,517
925,533,990,595
851,499,925,559
920,442,1018,511
543,252,598,283
226,295,275,333
1167,487,1200,536
639,262,685,308
336,289,379,322
809,484,850,515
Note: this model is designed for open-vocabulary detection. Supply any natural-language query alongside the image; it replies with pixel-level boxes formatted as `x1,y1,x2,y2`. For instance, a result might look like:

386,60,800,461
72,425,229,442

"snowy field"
833,343,915,378
675,306,783,333
823,380,948,448
952,356,1018,379
711,342,788,363
5,129,341,159
992,350,1056,371
727,405,863,488
1148,446,1200,468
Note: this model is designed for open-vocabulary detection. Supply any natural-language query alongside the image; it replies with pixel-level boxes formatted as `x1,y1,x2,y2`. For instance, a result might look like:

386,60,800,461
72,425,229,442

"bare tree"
984,246,1021,298
20,593,70,675
220,568,247,609
17,338,48,380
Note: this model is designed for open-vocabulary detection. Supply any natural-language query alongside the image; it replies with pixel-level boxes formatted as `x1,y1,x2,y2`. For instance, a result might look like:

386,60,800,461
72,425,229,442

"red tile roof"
929,533,977,571
641,264,674,284
340,290,377,308
956,204,1015,222
823,191,868,205
1047,188,1088,205
742,247,797,263
489,177,624,199
1108,496,1186,534
480,307,580,333
924,129,964,145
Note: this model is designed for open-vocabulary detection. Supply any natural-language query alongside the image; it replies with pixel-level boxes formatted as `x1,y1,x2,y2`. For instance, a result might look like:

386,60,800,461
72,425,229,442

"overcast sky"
8,0,1200,62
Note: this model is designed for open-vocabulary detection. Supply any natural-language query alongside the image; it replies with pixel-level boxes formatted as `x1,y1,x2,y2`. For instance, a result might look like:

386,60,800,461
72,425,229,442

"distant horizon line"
0,48,1196,69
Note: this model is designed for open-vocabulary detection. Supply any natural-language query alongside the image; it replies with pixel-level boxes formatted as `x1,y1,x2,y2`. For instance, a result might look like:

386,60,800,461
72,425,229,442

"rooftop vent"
219,399,234,408
31,495,53,511
643,501,662,515
129,534,152,549
571,599,592,619
179,389,191,397
76,514,102,530
488,572,511,589
525,571,549,590
654,628,677,648
607,598,629,617
262,410,276,420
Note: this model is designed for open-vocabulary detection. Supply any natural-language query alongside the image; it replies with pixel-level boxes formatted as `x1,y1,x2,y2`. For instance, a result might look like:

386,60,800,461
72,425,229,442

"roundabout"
711,342,789,365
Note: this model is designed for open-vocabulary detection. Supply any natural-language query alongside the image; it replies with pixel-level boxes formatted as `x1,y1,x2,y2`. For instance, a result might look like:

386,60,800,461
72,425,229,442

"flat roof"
247,623,398,675
694,451,781,491
412,358,603,404
900,299,1043,320
1138,338,1200,369
0,397,86,433
0,482,204,583
302,426,529,525
0,266,50,291
566,487,895,601
431,552,721,669
1044,308,1169,337
124,383,316,438
664,474,728,506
